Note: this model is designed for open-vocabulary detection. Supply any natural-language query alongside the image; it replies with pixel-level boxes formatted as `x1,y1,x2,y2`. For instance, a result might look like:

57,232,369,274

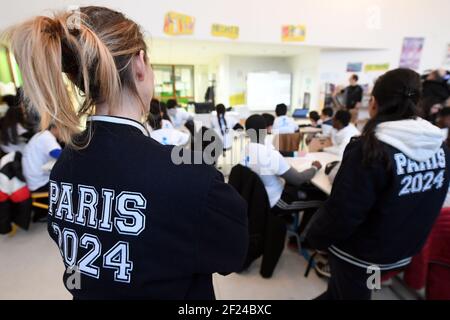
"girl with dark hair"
306,68,450,300
147,103,189,146
211,104,241,150
0,92,32,154
147,99,173,132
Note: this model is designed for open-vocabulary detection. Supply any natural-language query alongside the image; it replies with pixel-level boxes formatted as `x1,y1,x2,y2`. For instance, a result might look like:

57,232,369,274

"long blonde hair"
4,6,147,147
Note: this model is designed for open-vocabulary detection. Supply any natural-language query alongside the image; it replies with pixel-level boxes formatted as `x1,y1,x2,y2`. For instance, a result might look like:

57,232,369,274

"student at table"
320,107,334,138
210,104,241,151
148,99,173,131
9,6,247,300
262,113,275,135
22,124,62,221
242,115,322,211
272,104,299,134
306,68,450,300
324,110,360,157
309,111,321,128
166,99,193,129
148,110,189,146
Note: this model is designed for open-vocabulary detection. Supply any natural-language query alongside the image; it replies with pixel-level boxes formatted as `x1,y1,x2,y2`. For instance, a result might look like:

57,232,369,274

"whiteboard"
246,72,292,111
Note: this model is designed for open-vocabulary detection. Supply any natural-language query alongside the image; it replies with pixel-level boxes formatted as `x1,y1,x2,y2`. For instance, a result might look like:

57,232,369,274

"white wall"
289,49,321,111
1,0,449,52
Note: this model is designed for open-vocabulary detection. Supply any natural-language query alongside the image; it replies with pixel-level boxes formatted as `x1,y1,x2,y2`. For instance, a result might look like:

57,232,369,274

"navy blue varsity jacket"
307,134,450,270
47,116,248,300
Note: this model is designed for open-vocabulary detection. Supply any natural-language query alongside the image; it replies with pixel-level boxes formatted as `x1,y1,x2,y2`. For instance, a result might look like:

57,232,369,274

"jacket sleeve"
196,170,249,274
305,141,385,250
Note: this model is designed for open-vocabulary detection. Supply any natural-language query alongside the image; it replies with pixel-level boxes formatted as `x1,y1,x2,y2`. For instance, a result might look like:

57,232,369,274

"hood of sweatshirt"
375,118,445,162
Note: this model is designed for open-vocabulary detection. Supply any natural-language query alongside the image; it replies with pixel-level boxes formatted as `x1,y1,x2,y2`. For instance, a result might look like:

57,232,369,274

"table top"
286,152,340,195
300,127,322,134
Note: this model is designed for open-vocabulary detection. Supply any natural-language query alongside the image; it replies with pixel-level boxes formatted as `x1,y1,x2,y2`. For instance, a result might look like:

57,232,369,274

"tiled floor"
0,223,412,300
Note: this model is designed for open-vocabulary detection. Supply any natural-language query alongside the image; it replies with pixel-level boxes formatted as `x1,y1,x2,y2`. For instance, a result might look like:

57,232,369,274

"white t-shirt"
0,124,28,154
211,114,239,150
169,108,192,129
324,123,360,157
22,130,61,191
320,118,334,138
272,116,298,134
241,142,290,208
150,128,190,146
162,119,174,130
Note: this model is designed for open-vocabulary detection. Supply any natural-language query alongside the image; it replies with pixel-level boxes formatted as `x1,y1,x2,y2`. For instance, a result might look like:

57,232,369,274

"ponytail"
5,6,147,148
216,104,228,136
361,68,421,167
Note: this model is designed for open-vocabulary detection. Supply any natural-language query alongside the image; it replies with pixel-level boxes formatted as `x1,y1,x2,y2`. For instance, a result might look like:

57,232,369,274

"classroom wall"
1,0,449,52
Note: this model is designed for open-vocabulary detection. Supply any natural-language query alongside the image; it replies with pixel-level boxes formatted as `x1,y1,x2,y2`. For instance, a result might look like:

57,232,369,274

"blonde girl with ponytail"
5,6,248,300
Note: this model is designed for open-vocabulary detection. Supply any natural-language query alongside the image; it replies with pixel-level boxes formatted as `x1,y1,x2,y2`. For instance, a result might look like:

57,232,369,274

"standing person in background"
272,103,299,134
342,75,363,123
211,104,240,151
306,68,450,300
22,124,62,222
324,110,360,157
166,99,193,129
8,6,247,300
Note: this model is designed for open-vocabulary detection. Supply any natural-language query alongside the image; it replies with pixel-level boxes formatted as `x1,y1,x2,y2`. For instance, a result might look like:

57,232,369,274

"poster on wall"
281,25,306,42
211,24,239,40
399,37,425,70
364,63,390,72
346,63,363,73
163,12,195,36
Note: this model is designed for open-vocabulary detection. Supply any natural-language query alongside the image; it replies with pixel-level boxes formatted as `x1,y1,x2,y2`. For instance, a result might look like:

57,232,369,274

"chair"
31,192,49,210
228,164,287,278
273,133,302,157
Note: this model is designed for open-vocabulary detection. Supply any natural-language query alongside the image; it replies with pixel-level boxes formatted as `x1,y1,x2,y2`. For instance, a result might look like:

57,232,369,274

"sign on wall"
211,24,239,40
364,63,390,72
163,12,195,36
281,25,306,42
399,37,425,70
346,63,363,73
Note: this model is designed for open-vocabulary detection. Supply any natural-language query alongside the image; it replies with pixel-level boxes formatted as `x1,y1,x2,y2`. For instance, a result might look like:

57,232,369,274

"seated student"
306,68,450,300
166,99,193,129
0,92,32,154
242,115,322,210
309,111,321,128
210,104,241,151
323,110,360,157
320,107,335,138
262,113,275,135
262,113,276,147
22,124,62,221
272,104,299,134
148,111,190,147
147,99,173,133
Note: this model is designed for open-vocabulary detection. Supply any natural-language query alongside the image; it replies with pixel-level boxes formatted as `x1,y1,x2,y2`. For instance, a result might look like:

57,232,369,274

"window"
153,64,194,105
